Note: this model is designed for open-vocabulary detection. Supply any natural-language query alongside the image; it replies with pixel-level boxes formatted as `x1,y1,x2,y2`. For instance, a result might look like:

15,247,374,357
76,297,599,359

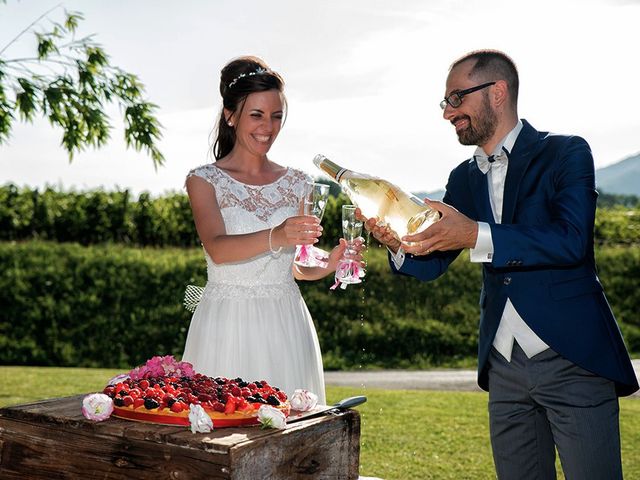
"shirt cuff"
469,222,493,263
389,247,406,270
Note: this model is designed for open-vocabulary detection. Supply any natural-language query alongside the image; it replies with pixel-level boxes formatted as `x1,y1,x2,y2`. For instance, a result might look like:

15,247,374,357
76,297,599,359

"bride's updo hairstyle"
212,56,286,160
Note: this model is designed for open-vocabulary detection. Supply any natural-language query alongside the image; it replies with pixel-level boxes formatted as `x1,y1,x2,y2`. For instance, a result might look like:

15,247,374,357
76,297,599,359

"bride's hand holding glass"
294,182,331,267
268,215,322,254
326,236,365,271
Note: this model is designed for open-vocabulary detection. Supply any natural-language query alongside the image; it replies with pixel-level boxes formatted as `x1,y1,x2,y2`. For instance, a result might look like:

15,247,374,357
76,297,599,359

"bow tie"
475,149,508,174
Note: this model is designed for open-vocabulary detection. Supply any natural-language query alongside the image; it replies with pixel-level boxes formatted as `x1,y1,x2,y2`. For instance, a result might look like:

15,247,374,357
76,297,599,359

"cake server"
286,395,367,424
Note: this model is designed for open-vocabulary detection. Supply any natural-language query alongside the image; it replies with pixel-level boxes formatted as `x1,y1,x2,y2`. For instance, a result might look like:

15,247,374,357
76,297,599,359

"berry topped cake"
101,356,290,428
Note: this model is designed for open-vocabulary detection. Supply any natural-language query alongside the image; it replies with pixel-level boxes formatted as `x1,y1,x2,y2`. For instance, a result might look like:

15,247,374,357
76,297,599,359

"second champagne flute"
294,181,330,267
333,204,365,287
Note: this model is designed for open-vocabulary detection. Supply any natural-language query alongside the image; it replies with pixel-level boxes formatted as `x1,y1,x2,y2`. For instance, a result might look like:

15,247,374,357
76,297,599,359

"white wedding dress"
182,164,326,404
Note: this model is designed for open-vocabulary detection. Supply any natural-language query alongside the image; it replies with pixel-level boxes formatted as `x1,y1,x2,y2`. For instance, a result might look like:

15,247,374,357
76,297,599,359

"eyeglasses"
439,82,496,110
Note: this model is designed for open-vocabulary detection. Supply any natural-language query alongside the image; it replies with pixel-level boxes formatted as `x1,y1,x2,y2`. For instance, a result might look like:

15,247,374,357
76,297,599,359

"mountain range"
594,153,640,197
417,152,640,200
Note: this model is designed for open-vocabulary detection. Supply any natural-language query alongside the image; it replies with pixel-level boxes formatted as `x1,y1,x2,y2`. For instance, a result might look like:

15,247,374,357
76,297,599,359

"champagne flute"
294,182,330,267
333,204,365,286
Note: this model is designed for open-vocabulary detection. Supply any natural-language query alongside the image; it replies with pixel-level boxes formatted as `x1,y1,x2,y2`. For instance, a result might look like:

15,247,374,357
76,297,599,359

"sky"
1,0,640,196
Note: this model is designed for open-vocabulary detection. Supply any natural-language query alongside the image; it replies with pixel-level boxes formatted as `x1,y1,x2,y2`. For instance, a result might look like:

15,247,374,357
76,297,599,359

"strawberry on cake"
100,356,290,428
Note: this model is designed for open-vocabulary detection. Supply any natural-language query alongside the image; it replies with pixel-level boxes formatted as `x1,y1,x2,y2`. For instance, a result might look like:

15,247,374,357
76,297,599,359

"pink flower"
82,393,114,422
128,355,195,380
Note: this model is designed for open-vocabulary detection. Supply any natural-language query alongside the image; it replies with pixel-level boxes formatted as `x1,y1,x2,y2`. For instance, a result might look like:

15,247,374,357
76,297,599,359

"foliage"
2,184,639,248
0,5,163,165
2,368,640,480
321,191,352,245
598,191,640,209
300,245,481,369
0,241,200,367
1,241,638,370
313,175,343,199
594,246,640,352
594,206,640,246
0,184,196,246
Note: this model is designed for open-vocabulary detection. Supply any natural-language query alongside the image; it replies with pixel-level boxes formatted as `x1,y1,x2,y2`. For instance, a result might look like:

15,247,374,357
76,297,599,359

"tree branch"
0,3,63,57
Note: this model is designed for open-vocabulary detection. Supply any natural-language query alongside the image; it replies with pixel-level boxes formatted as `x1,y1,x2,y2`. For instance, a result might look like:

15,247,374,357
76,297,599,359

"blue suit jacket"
392,119,639,396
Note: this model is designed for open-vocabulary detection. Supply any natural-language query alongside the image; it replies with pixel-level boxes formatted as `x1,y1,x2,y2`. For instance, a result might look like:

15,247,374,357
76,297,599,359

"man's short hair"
451,50,519,105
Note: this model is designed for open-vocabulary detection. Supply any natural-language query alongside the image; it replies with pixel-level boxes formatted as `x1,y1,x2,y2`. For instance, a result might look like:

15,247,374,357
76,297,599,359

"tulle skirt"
182,282,326,404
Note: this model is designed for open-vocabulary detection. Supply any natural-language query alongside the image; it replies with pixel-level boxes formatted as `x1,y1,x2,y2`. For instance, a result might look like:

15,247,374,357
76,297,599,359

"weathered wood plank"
231,410,361,479
0,395,361,479
0,417,231,479
0,395,275,452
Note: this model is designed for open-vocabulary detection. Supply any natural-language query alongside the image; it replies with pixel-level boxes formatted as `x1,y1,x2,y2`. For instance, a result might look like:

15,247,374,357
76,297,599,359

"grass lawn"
1,366,638,479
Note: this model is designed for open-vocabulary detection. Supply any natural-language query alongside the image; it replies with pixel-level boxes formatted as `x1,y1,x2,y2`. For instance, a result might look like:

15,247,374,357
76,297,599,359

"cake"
101,357,290,428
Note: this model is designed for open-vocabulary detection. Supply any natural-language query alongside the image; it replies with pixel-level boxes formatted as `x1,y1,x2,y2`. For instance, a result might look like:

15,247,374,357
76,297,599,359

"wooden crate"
0,395,360,479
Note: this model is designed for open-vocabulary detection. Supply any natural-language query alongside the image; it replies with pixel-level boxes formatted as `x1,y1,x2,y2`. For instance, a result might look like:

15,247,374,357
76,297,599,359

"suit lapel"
468,161,495,223
501,120,543,223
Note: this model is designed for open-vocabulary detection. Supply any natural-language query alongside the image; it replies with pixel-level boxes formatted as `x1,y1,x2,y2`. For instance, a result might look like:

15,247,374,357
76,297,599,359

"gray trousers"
487,343,622,480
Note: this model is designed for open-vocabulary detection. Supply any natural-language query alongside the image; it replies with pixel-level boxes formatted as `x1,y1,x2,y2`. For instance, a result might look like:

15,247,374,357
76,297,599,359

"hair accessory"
228,67,269,89
268,226,283,256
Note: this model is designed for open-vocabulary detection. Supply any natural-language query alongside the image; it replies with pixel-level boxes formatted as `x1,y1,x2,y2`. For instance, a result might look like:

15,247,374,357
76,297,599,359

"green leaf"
36,35,58,59
76,60,97,89
124,102,165,168
64,10,84,33
112,73,143,101
82,106,111,147
15,78,38,121
86,47,108,68
49,24,64,39
0,98,14,143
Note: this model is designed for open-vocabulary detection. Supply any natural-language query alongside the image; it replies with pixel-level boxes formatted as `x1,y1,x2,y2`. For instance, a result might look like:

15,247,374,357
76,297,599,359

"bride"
182,56,358,404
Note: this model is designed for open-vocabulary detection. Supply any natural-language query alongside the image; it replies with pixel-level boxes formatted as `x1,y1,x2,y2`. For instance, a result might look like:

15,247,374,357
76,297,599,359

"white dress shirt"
471,121,549,361
392,120,549,362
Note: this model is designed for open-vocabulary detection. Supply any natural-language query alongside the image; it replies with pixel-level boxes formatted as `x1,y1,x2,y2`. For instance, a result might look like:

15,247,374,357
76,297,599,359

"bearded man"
362,49,638,479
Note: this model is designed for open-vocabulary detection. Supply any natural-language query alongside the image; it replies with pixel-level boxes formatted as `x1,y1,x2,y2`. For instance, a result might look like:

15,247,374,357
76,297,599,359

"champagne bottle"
313,154,440,240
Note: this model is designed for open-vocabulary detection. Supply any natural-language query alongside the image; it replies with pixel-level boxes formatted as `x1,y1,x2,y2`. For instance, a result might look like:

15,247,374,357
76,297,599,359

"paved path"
325,359,640,397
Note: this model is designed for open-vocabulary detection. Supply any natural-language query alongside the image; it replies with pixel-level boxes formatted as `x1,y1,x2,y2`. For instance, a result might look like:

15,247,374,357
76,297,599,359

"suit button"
503,277,512,285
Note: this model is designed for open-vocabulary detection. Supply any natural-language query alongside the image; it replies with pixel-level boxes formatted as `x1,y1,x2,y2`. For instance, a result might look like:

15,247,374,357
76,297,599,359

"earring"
227,122,233,127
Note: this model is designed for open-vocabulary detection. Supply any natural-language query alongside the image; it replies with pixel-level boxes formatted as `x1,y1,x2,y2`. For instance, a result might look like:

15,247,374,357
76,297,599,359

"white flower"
82,393,114,422
189,404,213,433
257,405,287,430
290,389,319,411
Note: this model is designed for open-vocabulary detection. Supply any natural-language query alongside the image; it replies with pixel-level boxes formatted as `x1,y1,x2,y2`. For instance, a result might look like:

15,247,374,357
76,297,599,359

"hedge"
2,184,639,247
1,241,638,370
0,185,197,247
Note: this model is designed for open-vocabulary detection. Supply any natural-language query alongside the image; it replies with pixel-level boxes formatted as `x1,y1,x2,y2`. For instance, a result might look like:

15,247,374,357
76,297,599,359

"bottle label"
316,156,344,180
385,187,399,202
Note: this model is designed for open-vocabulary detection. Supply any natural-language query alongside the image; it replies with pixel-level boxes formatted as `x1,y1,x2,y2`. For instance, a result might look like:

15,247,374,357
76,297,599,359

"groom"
363,49,638,479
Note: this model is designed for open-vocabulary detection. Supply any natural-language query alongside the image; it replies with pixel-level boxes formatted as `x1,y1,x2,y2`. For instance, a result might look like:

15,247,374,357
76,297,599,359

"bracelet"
268,226,283,256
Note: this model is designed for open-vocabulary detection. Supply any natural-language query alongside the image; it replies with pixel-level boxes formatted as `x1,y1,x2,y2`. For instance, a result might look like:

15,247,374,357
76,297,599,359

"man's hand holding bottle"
355,208,402,253
358,200,479,257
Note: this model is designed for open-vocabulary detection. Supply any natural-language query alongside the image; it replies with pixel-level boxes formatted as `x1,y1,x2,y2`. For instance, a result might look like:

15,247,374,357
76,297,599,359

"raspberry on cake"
104,363,290,428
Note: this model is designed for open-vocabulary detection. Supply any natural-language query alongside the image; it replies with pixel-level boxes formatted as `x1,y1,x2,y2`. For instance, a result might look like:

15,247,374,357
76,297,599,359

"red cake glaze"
104,373,290,427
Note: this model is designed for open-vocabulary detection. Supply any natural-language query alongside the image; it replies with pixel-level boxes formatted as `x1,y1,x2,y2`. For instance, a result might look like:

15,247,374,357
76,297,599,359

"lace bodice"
186,163,310,293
